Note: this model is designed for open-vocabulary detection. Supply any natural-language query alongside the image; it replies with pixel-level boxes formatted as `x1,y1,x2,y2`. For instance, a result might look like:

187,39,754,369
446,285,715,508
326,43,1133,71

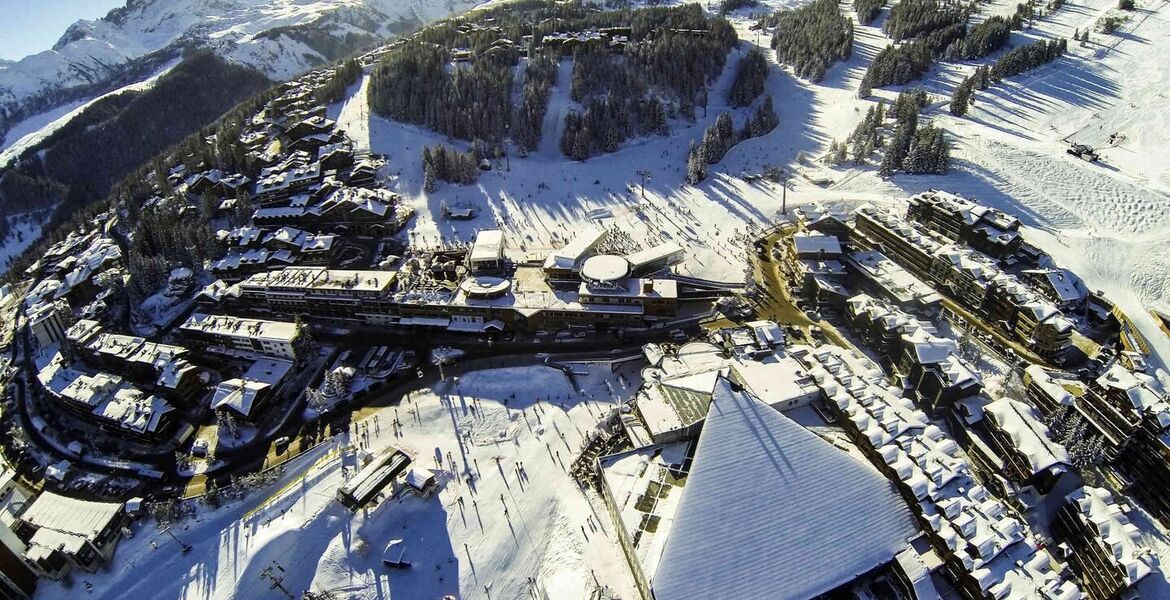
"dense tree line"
423,145,481,189
125,201,225,299
686,96,779,183
575,20,737,108
874,90,948,176
903,124,949,173
768,0,854,82
561,95,669,160
860,42,933,94
884,0,966,41
561,7,736,160
831,103,886,164
0,172,68,216
855,0,888,25
720,0,760,15
728,49,769,107
256,22,379,64
368,1,735,155
990,38,1066,80
514,52,561,152
314,58,363,105
367,42,514,142
956,16,1011,59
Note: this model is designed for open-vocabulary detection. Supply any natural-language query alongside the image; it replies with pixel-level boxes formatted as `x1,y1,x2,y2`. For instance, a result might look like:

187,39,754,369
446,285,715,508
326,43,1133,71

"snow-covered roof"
624,242,684,270
1023,268,1087,303
241,267,395,294
982,397,1070,475
543,226,606,270
791,231,842,257
22,491,123,554
1096,363,1170,417
653,379,917,600
182,312,299,344
1024,365,1076,407
846,250,941,307
1065,486,1154,586
795,344,1082,599
212,357,293,416
469,229,505,263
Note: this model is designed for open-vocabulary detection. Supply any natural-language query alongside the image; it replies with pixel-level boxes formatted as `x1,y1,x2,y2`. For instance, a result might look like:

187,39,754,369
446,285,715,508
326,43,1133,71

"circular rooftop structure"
459,276,511,298
581,254,630,284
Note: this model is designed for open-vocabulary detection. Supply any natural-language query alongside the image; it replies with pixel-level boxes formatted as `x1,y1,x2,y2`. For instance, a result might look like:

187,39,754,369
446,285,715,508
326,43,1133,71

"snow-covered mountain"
0,0,481,138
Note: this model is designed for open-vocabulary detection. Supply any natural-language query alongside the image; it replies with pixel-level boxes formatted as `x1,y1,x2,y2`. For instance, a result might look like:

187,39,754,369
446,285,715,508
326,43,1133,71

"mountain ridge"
0,0,480,139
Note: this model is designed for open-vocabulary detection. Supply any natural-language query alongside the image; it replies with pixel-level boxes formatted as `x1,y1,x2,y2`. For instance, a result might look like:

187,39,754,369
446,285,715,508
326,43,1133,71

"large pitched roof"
653,379,918,600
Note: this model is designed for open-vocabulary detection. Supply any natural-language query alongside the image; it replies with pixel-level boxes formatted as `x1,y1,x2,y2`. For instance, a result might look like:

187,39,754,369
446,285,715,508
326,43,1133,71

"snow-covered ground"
810,0,1170,370
0,210,52,277
37,363,642,600
343,0,1170,366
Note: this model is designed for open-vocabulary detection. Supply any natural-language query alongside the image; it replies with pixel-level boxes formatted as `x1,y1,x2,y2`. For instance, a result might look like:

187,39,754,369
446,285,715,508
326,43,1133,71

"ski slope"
35,364,642,600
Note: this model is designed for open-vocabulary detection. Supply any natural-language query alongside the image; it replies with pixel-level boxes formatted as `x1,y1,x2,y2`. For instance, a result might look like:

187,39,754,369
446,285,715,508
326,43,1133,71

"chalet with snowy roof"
1052,486,1154,600
346,156,379,188
907,190,1022,260
39,236,123,308
929,244,1001,311
853,205,1075,360
844,295,982,410
218,226,263,248
984,274,1075,360
1021,268,1089,310
253,151,322,205
185,169,250,198
284,115,335,142
63,320,202,404
845,250,942,316
318,142,355,171
1089,365,1170,526
969,397,1072,500
15,492,126,580
793,345,1085,600
1023,365,1134,460
253,186,408,236
211,357,294,422
796,202,851,238
35,355,176,443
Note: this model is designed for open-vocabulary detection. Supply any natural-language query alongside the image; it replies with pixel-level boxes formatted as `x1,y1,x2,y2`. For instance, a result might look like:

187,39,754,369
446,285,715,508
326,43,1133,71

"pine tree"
950,78,973,116
859,75,873,98
881,110,917,176
686,141,708,184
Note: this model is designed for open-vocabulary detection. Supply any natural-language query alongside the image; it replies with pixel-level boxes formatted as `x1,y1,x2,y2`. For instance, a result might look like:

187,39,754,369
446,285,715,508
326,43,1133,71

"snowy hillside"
329,0,1170,374
0,0,483,141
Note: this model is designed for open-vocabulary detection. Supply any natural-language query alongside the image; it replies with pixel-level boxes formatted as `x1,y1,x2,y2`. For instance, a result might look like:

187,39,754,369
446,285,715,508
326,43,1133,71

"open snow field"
36,364,641,600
